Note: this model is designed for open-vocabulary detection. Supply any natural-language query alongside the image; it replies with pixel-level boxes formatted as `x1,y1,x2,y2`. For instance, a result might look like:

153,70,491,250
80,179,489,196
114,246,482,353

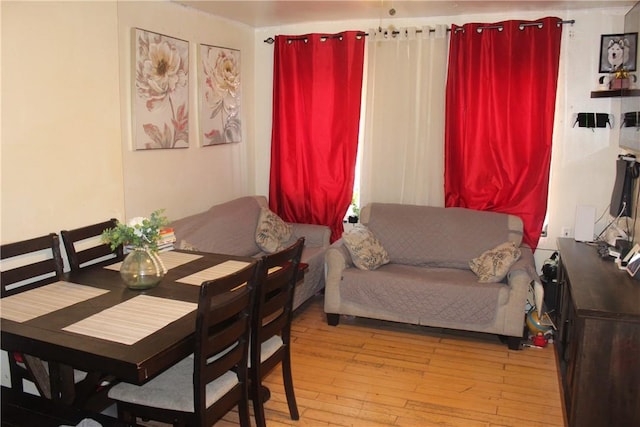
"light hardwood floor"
145,295,566,427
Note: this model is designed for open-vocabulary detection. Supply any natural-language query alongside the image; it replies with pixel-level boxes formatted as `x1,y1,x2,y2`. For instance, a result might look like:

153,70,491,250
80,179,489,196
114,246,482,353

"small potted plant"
348,195,360,224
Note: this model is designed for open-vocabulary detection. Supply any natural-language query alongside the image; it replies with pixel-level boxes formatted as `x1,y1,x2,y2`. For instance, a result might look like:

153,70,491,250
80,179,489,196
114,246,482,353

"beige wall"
116,1,256,221
2,1,123,242
1,0,256,245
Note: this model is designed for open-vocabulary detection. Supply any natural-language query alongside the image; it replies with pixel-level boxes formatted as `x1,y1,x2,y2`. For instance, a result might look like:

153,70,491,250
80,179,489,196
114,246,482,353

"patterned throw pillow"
179,240,198,251
469,241,521,283
255,208,293,253
342,225,390,270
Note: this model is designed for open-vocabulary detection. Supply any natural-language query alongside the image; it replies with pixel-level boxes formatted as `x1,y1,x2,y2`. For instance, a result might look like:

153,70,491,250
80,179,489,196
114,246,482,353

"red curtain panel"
269,32,365,242
445,17,562,250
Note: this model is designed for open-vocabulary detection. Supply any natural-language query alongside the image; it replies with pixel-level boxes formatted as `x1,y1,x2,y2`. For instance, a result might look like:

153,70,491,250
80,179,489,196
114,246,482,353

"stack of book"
156,227,176,252
123,228,176,253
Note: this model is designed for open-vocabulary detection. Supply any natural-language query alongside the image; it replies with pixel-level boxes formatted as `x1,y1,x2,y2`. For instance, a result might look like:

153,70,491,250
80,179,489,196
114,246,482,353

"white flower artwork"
133,28,189,150
200,44,242,146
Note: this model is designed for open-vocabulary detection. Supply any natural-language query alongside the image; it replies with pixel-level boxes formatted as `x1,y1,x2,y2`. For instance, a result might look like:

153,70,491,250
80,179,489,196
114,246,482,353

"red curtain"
445,17,562,250
269,32,365,242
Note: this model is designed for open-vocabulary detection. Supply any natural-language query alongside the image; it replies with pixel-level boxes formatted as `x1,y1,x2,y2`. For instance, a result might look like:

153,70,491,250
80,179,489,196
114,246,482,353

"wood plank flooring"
144,295,566,427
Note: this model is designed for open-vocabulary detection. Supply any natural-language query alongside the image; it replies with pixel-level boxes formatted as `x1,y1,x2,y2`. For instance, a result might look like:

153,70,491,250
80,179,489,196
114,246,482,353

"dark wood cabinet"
556,238,640,427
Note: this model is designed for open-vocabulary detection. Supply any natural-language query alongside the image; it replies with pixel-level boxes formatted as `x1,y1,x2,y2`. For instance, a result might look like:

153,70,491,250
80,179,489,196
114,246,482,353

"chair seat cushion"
249,335,283,368
108,356,238,412
261,335,283,361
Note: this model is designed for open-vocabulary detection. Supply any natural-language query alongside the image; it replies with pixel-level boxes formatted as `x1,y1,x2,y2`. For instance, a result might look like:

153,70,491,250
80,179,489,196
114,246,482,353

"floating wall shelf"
591,89,640,98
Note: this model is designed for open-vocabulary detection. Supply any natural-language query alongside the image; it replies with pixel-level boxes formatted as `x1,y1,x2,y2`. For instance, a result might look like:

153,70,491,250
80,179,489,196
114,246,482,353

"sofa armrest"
503,245,537,337
290,223,331,248
324,239,354,312
325,239,354,268
508,244,537,284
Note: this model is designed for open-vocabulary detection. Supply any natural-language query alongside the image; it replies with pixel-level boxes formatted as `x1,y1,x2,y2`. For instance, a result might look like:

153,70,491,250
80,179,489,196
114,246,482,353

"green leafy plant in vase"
101,209,169,289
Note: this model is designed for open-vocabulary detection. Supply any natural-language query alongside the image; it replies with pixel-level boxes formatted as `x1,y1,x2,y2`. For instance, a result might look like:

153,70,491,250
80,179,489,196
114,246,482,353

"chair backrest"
251,238,304,367
61,219,123,271
0,233,64,297
193,259,259,426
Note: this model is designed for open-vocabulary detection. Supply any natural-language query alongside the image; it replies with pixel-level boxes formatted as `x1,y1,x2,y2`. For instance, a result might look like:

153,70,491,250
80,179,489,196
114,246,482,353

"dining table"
0,249,256,409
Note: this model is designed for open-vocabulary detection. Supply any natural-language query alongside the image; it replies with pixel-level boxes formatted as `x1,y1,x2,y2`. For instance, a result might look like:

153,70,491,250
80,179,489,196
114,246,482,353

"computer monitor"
610,158,634,217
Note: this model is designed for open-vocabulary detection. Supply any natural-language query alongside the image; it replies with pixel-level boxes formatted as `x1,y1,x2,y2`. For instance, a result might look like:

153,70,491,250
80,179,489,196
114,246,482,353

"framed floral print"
199,44,242,146
133,28,189,150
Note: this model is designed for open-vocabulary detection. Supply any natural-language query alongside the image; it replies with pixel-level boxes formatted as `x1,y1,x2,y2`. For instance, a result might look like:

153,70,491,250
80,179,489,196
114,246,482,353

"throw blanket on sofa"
340,265,505,324
366,204,523,268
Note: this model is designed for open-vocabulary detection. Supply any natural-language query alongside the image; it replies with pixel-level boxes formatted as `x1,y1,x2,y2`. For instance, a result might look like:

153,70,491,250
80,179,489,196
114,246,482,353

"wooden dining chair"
2,233,118,409
1,233,64,397
1,233,64,297
61,219,123,271
250,237,305,427
108,259,260,427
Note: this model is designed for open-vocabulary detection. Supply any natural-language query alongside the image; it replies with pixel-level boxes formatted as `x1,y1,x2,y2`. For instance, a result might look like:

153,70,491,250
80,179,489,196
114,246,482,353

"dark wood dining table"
0,250,255,409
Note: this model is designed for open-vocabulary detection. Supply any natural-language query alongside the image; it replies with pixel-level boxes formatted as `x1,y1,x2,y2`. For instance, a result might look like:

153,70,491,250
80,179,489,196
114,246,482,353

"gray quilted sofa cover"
170,196,331,311
324,203,536,345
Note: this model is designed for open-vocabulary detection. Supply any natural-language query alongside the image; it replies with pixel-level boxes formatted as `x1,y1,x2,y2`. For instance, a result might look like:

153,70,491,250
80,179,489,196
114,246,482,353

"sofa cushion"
363,203,523,269
339,264,506,324
342,225,390,270
171,196,263,256
170,195,331,312
255,207,292,253
469,241,521,283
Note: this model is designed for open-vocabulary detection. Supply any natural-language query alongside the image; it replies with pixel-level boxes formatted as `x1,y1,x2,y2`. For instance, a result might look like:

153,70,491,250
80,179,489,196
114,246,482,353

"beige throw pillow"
178,240,198,251
469,241,521,283
342,225,390,270
255,207,293,253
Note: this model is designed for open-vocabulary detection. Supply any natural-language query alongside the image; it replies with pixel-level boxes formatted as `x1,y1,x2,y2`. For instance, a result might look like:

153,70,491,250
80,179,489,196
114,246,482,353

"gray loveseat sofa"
170,196,331,311
324,203,537,349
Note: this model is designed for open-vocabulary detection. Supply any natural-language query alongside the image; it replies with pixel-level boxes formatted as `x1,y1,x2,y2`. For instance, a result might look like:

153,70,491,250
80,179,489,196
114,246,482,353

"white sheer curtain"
359,26,448,208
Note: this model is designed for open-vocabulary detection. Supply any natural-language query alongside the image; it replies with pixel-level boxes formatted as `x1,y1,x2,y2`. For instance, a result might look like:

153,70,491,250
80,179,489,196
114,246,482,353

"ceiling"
175,0,636,27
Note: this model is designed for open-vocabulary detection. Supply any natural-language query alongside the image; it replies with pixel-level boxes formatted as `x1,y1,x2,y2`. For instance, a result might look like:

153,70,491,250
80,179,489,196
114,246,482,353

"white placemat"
176,260,251,286
0,281,109,323
62,295,197,345
103,251,203,272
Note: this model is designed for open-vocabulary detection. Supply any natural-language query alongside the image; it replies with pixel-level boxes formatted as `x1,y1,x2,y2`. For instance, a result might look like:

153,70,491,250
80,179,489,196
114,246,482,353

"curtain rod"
263,19,575,44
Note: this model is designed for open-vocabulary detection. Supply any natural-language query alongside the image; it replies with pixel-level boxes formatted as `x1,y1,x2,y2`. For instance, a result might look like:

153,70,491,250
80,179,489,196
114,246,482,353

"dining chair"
1,233,64,297
0,233,64,397
2,233,119,409
61,218,123,271
108,259,260,427
250,237,305,427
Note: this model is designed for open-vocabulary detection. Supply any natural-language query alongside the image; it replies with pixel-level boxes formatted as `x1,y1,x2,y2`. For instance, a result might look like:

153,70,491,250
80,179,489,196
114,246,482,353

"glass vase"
120,247,166,290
